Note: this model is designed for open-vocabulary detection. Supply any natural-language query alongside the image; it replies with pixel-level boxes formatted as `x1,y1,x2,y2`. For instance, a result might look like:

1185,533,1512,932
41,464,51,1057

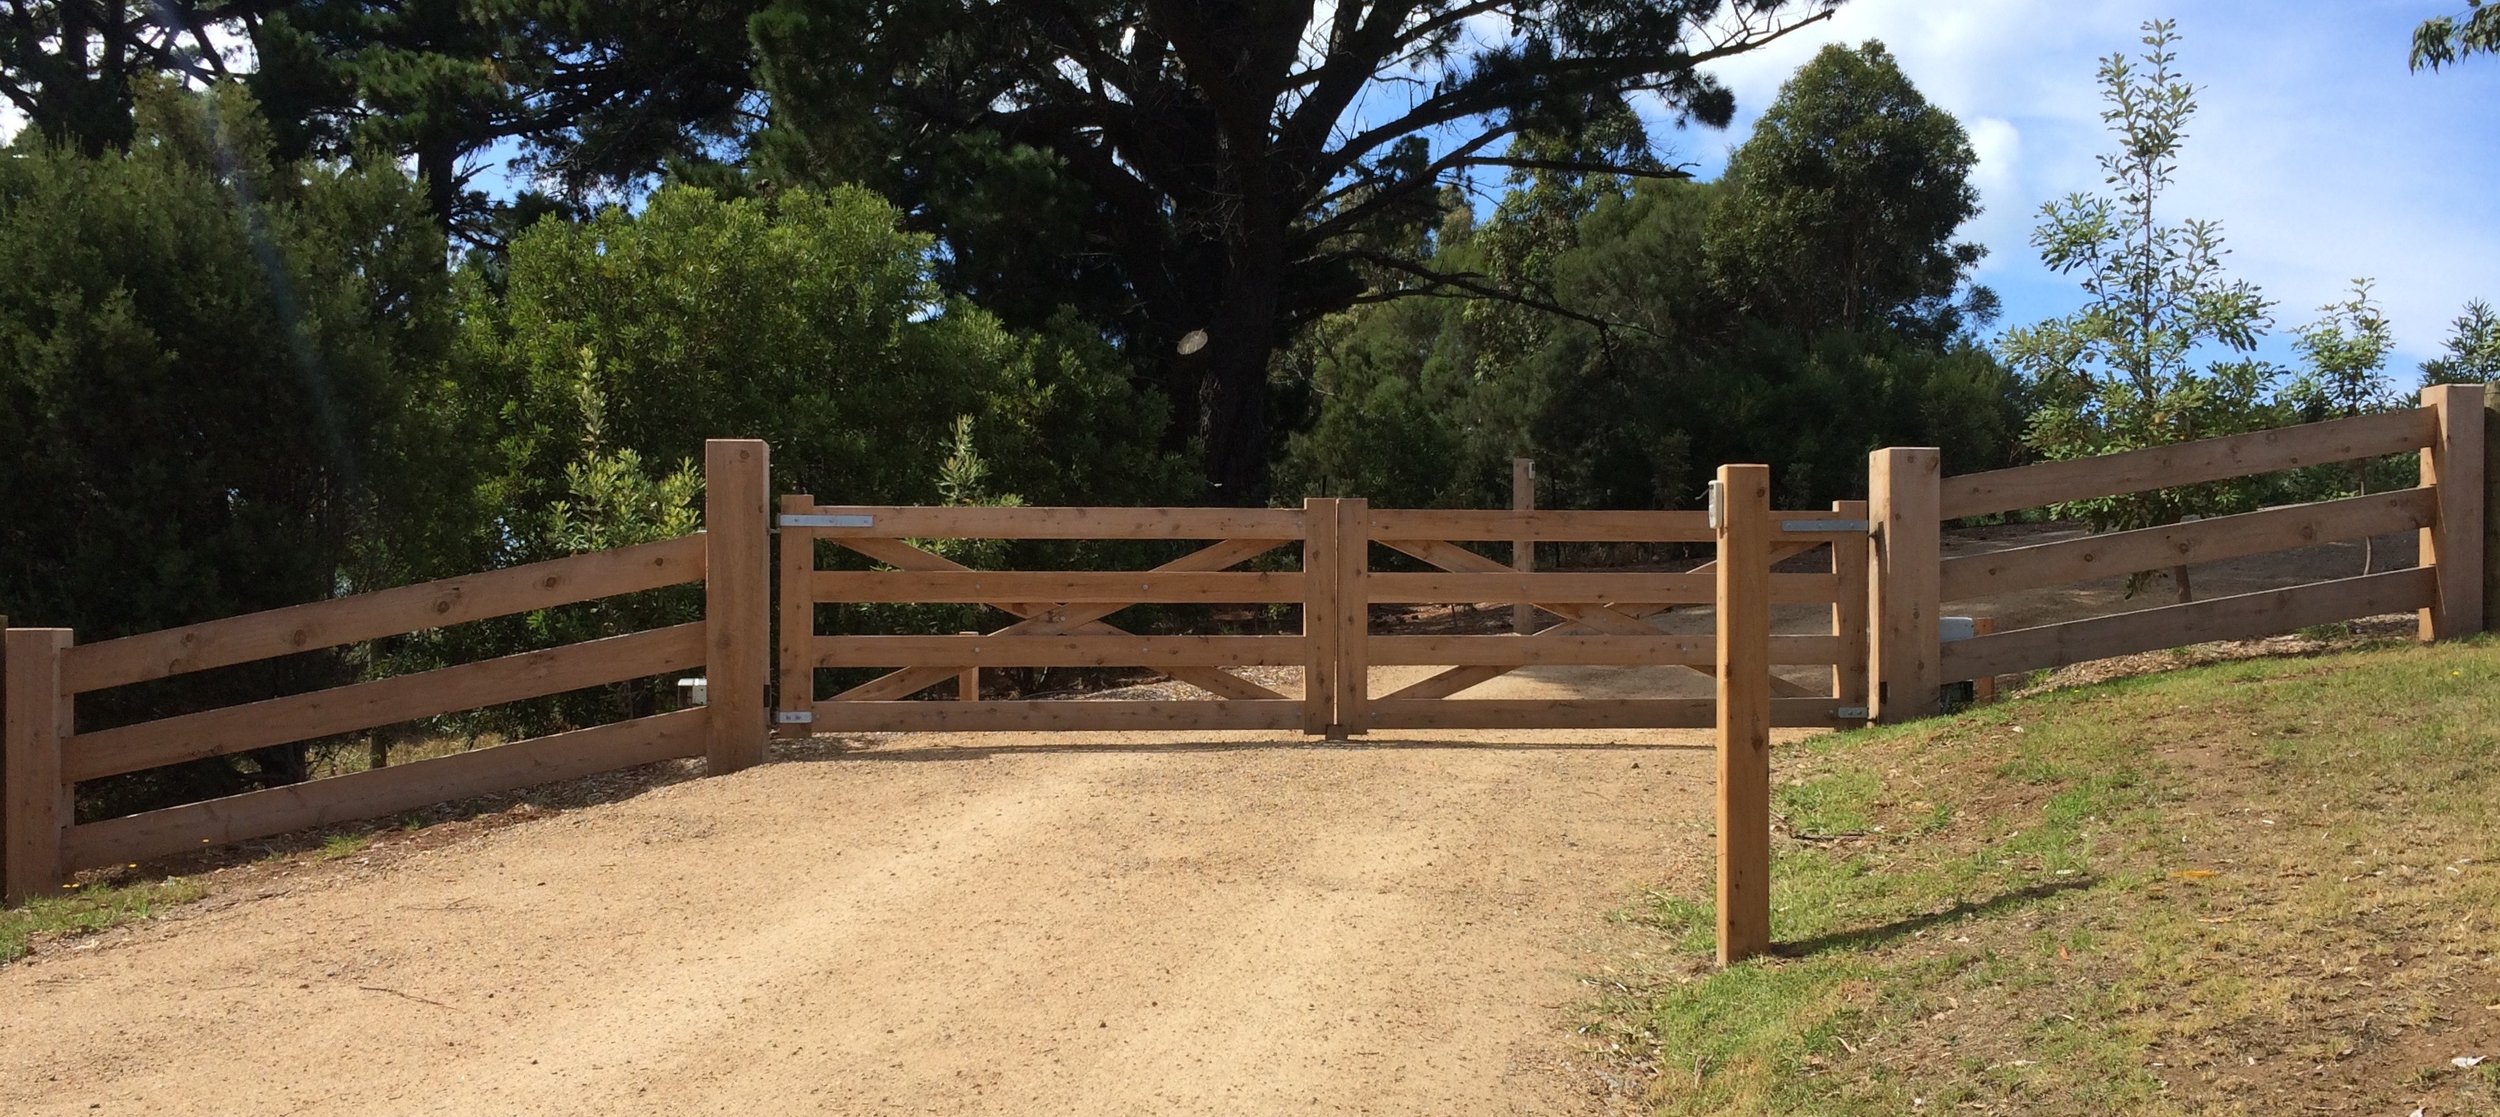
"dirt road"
0,530,2404,1115
0,717,1772,1116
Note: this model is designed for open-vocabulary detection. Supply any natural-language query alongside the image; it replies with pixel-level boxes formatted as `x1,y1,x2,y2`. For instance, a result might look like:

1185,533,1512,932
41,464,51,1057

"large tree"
1704,40,1989,341
751,0,1844,501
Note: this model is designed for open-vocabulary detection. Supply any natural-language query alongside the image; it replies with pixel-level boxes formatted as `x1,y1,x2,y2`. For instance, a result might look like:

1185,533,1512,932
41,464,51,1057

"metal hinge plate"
774,710,816,725
1833,705,1871,721
779,514,875,528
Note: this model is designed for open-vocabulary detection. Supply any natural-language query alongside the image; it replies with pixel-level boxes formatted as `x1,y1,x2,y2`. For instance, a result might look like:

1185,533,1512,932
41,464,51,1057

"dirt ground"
0,528,2418,1116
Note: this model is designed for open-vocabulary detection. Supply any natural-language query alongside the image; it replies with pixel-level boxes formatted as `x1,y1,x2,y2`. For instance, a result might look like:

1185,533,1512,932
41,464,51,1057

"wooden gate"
773,491,1872,742
773,499,1324,735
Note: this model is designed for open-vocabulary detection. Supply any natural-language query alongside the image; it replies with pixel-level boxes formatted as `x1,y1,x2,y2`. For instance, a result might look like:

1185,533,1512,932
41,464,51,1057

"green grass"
1597,637,2500,1116
1,877,208,963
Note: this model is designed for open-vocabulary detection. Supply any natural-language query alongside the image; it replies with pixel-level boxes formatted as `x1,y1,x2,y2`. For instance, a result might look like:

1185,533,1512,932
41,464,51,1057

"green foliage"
2285,279,2400,420
0,80,477,807
1281,47,2020,514
750,0,1843,498
2412,1,2500,70
1999,22,2287,553
2420,299,2500,386
1706,42,1991,341
466,183,1186,525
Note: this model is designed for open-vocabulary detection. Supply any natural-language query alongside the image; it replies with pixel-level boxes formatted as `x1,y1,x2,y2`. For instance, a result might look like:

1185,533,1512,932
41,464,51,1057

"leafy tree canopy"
749,0,1845,500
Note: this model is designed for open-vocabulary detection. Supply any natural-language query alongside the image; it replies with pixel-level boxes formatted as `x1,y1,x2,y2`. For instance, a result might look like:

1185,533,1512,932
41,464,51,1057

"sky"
1681,0,2500,383
6,2,2492,381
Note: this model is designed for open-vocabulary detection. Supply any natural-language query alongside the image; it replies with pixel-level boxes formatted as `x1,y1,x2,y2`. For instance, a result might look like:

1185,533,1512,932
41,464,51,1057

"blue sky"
1683,0,2500,384
6,2,2490,383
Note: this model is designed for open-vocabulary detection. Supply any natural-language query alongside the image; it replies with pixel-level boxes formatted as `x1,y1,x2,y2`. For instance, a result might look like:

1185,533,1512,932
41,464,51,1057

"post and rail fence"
3,385,2490,968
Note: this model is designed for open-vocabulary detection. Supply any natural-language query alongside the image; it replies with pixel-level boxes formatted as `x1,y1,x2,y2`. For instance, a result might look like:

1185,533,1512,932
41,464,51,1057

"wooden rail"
1939,568,2436,681
1871,386,2487,723
1937,407,2438,520
2,439,772,902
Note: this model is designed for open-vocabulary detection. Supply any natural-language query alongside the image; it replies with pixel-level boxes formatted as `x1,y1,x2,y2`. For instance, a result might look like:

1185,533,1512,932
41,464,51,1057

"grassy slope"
1600,638,2500,1116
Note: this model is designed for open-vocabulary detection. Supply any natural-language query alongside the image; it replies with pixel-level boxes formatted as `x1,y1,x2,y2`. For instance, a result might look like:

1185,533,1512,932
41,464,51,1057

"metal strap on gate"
779,514,876,528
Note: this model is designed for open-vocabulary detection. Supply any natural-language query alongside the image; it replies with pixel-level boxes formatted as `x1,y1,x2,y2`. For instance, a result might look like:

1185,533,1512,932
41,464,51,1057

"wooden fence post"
1829,499,1871,713
5,628,72,903
775,492,815,740
704,439,772,774
2485,382,2499,634
1513,457,1536,635
1869,448,1943,723
1302,498,1339,736
1715,464,1774,966
1333,498,1371,738
2421,384,2487,641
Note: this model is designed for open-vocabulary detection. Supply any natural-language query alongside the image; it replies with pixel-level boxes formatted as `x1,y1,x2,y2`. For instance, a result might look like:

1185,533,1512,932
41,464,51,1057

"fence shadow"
1773,875,2100,958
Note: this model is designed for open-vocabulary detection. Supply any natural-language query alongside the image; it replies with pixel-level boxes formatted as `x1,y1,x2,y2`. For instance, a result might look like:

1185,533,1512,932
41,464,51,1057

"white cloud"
1689,0,2500,372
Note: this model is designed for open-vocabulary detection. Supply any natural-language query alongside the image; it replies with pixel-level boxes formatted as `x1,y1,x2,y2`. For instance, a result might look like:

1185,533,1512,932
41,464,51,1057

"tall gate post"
704,439,772,774
1302,498,1340,736
1830,499,1872,713
1333,498,1371,739
1868,448,1942,723
4,627,72,903
1512,457,1536,635
2484,382,2500,634
775,492,816,740
1714,464,1774,966
2421,384,2486,640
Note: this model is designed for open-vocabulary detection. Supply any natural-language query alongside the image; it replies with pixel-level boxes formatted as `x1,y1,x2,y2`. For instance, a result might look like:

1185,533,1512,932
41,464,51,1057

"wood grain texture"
704,440,772,773
811,570,1304,604
1365,508,1714,543
1303,498,1341,735
1513,458,1536,635
1938,407,2437,520
1938,487,2437,601
2421,384,2487,640
1363,571,1836,605
1714,464,1774,966
776,493,817,738
1362,698,1845,732
60,535,704,696
1938,568,2436,680
1869,448,1943,723
811,635,1307,668
1367,634,1841,667
808,700,1304,734
1333,499,1371,737
5,629,72,902
825,537,1292,704
793,505,1305,540
65,624,706,783
61,709,707,871
1830,500,1872,710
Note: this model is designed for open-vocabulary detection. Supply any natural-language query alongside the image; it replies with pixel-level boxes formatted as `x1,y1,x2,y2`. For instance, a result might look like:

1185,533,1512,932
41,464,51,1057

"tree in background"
1282,41,2020,512
1705,40,1991,342
465,183,1188,530
1999,20,2282,602
2413,1,2499,69
749,0,1845,502
0,80,479,805
2420,300,2500,385
2284,280,2400,572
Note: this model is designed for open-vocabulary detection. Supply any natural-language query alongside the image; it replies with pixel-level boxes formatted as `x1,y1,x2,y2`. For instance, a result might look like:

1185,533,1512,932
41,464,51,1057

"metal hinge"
774,710,816,725
1706,479,1724,531
1833,705,1870,721
1779,518,1871,534
778,513,876,528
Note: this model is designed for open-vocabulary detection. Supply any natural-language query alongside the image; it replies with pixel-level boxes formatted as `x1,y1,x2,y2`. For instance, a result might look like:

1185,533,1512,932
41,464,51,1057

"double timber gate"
771,469,1869,742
